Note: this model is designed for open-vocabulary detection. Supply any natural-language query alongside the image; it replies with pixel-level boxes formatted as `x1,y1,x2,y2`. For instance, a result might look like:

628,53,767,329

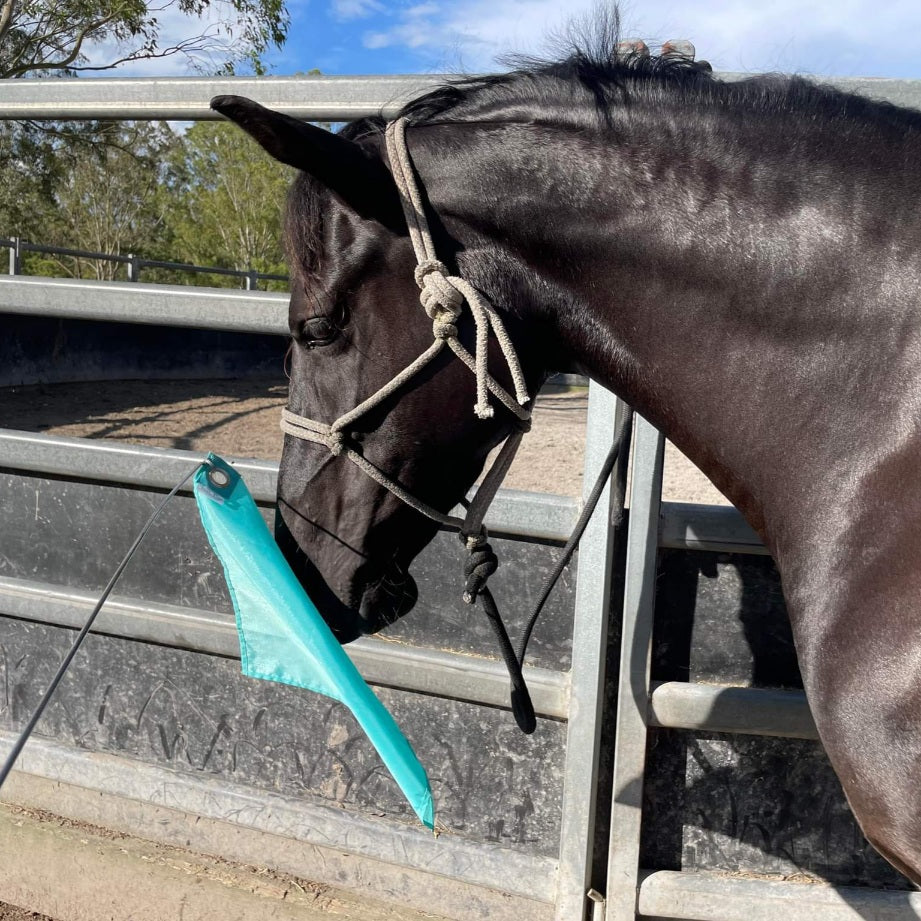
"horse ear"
210,95,402,228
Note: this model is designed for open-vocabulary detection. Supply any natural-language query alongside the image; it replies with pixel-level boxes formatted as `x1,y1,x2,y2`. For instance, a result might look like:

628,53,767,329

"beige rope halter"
280,117,532,538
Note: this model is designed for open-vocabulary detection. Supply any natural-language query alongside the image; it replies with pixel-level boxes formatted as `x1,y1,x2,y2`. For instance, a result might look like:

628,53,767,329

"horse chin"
274,505,418,643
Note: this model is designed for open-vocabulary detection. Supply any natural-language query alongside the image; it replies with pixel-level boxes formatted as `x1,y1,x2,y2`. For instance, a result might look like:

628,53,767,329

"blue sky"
264,0,921,79
89,1,921,79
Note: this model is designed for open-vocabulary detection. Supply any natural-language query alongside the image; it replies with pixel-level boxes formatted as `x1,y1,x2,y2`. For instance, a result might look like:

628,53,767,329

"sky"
91,1,921,80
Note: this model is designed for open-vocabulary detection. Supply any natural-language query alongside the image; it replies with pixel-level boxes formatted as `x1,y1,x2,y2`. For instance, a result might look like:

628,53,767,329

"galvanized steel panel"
0,576,568,718
0,277,289,335
0,619,568,862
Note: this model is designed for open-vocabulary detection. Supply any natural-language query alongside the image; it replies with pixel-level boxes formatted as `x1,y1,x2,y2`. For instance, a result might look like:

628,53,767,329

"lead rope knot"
462,530,498,605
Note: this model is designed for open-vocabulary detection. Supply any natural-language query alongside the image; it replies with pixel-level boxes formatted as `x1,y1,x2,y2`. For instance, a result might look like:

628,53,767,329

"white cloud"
359,0,921,78
331,0,386,22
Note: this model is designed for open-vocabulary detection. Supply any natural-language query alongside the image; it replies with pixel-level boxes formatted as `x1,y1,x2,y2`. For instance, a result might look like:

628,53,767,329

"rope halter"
280,116,533,536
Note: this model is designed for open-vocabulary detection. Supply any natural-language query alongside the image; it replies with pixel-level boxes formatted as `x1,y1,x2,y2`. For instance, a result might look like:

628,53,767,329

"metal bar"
2,240,287,284
3,75,921,123
0,276,288,335
659,502,767,555
0,75,445,121
136,258,283,280
8,237,20,275
555,385,623,921
0,430,580,541
637,869,921,920
606,415,665,921
0,429,281,501
0,576,568,718
648,682,817,740
0,733,558,905
16,240,131,263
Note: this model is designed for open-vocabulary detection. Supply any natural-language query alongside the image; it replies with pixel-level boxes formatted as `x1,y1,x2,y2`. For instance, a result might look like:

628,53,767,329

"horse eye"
299,315,339,347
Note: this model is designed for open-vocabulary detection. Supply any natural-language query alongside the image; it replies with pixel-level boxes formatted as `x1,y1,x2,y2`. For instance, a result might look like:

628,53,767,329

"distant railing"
1,236,288,290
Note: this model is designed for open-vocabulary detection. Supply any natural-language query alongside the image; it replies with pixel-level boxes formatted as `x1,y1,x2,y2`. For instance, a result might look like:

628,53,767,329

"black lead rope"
0,461,205,792
462,405,635,734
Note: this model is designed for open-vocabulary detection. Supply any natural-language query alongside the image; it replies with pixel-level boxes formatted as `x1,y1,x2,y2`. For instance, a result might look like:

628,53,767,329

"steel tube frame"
2,75,920,122
606,415,665,921
0,75,444,121
0,429,580,542
555,385,624,921
0,576,568,718
637,870,921,921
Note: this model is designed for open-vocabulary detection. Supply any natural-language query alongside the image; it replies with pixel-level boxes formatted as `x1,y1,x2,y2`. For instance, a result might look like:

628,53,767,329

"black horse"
212,33,921,885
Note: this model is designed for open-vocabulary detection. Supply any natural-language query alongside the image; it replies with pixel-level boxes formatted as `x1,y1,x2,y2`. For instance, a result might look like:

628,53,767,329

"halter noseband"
280,117,533,542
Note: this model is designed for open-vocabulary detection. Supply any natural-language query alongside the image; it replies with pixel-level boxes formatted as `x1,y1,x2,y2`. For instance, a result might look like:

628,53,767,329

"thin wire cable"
0,460,205,791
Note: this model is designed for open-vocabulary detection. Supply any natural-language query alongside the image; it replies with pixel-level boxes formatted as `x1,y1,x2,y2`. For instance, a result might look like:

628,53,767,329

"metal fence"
1,73,921,921
3,236,288,289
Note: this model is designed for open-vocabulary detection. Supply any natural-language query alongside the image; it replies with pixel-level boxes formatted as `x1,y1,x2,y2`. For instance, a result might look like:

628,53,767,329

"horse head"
211,95,551,642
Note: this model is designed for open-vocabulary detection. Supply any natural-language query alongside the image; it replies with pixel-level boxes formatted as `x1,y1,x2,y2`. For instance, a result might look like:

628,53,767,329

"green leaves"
0,0,289,78
164,122,292,288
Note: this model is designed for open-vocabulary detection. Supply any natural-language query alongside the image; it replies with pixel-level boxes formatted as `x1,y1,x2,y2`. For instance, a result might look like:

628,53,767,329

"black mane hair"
286,9,921,281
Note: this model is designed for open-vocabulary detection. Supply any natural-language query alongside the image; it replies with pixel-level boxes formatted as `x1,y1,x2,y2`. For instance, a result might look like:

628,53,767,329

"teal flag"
193,453,434,829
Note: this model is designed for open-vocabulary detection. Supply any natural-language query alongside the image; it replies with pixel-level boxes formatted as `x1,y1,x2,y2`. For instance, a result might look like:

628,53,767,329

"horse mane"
287,14,921,283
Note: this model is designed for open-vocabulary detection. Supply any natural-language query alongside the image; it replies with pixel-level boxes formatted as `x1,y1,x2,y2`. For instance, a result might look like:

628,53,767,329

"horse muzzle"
274,505,418,643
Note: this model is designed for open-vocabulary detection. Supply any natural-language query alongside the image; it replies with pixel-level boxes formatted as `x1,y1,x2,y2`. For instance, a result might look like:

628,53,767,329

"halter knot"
431,314,459,340
327,430,346,456
415,259,465,322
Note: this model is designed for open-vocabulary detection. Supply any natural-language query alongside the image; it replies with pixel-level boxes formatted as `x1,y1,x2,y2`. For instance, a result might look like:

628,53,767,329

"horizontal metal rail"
2,238,287,286
0,75,443,121
0,429,580,543
648,681,816,740
0,429,767,551
2,74,921,123
0,276,288,335
659,501,767,555
0,575,568,719
637,869,921,920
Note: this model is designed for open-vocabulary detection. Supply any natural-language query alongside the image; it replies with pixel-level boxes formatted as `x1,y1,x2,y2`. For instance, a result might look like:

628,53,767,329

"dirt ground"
0,378,728,504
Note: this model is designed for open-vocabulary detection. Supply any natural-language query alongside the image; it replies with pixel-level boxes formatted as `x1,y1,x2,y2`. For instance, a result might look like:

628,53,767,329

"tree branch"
0,0,15,46
5,12,120,77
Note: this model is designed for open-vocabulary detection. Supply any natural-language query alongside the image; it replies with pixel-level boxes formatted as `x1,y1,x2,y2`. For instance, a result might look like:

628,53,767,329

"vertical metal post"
555,382,623,921
605,415,665,921
9,236,21,275
245,270,258,291
127,254,140,282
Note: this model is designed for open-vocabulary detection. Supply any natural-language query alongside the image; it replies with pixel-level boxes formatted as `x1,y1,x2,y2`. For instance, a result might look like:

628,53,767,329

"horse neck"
419,100,921,553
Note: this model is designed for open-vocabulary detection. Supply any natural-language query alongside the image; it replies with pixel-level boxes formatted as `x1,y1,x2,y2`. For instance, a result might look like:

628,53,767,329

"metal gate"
2,73,921,921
